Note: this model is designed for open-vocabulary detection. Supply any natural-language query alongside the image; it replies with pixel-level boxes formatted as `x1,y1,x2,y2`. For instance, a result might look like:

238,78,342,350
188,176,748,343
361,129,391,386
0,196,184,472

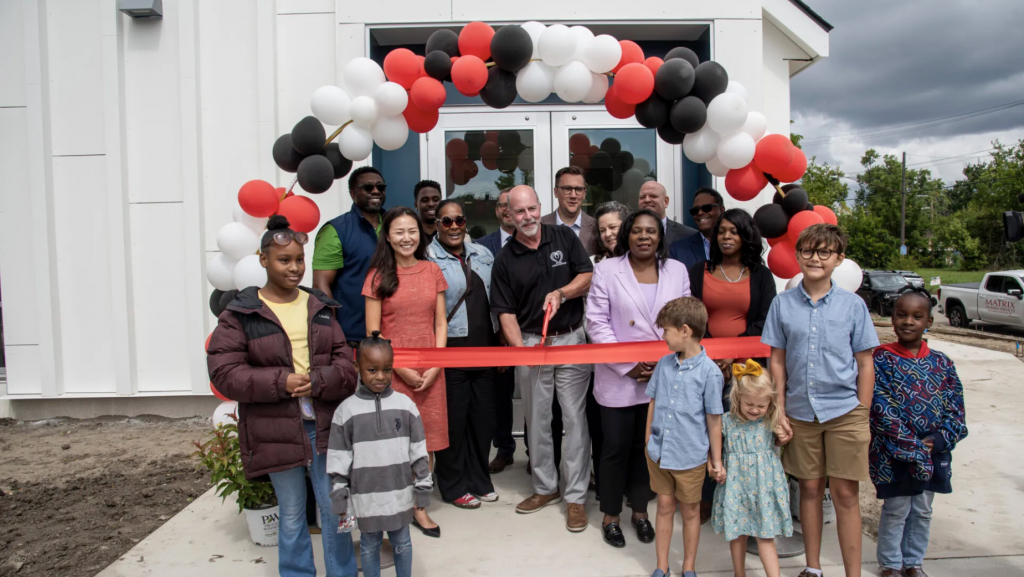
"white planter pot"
244,505,280,547
788,478,836,525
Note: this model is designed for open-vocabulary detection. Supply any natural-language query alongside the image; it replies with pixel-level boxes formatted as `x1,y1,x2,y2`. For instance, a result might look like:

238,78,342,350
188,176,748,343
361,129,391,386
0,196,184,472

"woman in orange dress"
363,206,448,537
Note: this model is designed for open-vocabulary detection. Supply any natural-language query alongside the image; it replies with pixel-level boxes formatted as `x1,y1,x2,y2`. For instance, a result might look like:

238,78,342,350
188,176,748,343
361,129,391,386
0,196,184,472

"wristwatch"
557,288,566,304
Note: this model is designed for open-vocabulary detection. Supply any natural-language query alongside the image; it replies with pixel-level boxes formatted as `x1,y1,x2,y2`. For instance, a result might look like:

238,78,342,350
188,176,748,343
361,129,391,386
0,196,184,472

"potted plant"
194,416,280,546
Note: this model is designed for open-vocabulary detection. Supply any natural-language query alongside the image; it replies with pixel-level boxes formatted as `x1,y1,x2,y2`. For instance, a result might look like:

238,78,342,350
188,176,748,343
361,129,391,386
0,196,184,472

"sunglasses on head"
263,231,309,249
440,215,467,228
688,203,721,216
356,182,387,193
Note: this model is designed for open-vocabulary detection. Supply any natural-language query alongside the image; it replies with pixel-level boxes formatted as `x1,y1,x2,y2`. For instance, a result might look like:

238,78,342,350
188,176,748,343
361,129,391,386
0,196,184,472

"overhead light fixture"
119,0,162,18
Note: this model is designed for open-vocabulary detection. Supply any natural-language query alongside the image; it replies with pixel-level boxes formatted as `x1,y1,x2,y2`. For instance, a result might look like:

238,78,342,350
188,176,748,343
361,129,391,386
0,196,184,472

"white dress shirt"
555,211,583,237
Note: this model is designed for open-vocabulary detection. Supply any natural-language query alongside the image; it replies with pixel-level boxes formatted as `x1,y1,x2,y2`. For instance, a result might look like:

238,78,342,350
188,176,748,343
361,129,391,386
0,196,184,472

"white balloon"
633,157,652,177
233,254,267,290
371,114,409,151
516,61,556,103
706,155,730,177
207,253,238,291
217,222,260,262
716,132,757,169
583,34,622,74
349,96,378,127
725,81,748,101
521,21,546,60
373,82,408,117
682,125,721,164
343,57,385,97
310,85,351,126
785,273,804,290
538,24,576,67
706,92,749,135
338,124,373,161
570,26,594,62
740,111,768,141
212,401,238,429
554,61,593,103
232,203,268,234
832,258,864,293
582,72,609,104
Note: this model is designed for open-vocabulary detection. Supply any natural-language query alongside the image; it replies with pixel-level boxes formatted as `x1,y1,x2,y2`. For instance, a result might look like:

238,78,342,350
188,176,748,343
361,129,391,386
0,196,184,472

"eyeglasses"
263,231,309,248
496,202,509,209
557,186,586,195
798,248,837,260
356,182,387,193
688,203,721,216
440,215,467,228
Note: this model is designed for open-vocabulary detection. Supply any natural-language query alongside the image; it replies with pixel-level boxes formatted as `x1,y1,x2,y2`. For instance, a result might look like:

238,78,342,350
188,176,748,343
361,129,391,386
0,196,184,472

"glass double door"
425,109,679,239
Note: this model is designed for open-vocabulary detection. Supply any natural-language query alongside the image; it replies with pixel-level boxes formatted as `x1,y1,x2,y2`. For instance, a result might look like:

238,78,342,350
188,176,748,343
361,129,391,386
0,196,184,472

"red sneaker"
452,494,481,509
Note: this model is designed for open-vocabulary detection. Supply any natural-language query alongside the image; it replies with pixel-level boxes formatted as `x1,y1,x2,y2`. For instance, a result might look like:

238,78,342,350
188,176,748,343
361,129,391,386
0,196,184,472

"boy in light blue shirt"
645,297,724,577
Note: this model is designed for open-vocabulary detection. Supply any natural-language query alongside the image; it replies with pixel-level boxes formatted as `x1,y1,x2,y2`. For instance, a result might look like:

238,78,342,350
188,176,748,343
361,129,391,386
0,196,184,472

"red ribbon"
392,337,769,369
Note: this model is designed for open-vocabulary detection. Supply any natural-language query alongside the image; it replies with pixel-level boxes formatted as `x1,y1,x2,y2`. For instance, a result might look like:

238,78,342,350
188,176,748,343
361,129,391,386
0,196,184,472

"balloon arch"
208,20,845,311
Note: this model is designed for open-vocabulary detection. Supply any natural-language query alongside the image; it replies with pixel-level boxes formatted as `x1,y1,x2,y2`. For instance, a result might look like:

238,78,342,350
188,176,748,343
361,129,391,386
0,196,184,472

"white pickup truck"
937,270,1024,329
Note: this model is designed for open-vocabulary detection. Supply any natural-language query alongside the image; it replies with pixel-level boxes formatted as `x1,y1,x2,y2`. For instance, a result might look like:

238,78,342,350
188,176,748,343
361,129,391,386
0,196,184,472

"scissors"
535,303,553,347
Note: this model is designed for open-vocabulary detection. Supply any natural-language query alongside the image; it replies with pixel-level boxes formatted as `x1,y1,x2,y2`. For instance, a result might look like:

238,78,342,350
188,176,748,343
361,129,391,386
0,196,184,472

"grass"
914,268,988,286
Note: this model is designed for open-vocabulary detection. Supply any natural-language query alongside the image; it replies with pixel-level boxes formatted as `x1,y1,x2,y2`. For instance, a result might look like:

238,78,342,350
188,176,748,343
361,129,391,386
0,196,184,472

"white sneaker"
473,492,499,502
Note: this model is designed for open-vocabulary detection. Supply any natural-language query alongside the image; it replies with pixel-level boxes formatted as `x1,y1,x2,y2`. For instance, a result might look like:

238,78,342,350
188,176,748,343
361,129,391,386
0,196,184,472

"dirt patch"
0,417,212,577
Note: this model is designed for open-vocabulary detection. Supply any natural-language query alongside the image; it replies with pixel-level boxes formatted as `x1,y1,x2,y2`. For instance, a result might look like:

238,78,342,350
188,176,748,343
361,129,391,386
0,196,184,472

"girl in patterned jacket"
870,289,968,577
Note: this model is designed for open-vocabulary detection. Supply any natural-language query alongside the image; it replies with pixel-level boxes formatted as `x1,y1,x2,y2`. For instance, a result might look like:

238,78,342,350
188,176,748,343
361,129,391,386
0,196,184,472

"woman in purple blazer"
585,208,691,549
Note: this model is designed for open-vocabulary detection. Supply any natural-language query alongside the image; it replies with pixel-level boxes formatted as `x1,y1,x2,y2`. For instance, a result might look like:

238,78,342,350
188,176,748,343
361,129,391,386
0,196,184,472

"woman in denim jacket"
427,199,501,508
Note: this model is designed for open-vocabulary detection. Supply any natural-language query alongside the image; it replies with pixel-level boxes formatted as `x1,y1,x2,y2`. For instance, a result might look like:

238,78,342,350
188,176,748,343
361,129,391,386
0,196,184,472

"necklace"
721,264,746,283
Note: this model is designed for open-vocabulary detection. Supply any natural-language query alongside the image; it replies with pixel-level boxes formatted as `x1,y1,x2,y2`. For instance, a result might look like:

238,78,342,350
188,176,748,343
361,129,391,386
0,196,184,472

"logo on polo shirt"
550,250,566,268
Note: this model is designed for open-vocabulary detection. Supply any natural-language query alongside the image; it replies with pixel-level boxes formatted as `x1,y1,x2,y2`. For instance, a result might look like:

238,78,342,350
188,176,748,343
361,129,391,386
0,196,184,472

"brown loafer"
489,454,514,474
566,503,588,532
880,569,899,577
516,492,562,514
905,568,928,577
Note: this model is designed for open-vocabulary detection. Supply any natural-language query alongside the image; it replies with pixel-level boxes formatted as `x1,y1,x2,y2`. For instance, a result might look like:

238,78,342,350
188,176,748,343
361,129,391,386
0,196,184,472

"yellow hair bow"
731,359,763,379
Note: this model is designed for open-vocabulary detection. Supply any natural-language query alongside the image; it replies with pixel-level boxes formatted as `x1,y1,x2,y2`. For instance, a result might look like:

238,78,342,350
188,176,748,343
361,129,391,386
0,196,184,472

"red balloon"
774,147,808,183
210,382,230,401
570,153,591,171
767,241,800,279
383,48,421,90
276,195,320,233
724,164,768,201
485,130,499,143
643,57,664,77
403,102,439,133
754,134,796,177
589,144,600,155
787,210,825,246
481,157,498,170
411,77,446,111
480,140,500,161
459,21,495,61
614,63,654,104
451,55,488,96
284,191,295,199
446,138,469,160
613,40,644,73
205,333,212,352
416,55,426,77
238,180,279,217
569,133,591,155
767,235,784,247
450,158,478,186
813,204,838,226
604,84,637,119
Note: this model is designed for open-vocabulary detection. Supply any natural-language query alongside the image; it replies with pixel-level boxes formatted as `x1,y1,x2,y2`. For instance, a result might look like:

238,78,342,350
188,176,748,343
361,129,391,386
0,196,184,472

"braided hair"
896,286,934,316
357,330,394,358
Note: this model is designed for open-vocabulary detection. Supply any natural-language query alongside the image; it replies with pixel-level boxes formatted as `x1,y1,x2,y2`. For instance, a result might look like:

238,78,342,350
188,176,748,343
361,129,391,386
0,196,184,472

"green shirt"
311,217,383,271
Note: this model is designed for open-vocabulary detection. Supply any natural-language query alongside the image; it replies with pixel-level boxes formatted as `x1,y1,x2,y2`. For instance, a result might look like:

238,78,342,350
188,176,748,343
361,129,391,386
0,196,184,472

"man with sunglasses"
313,166,387,347
669,187,725,270
541,166,599,256
637,180,697,247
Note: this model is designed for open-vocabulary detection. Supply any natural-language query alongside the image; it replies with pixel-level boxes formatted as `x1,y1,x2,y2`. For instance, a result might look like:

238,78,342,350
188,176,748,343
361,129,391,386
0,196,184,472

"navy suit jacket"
668,232,709,270
477,230,503,259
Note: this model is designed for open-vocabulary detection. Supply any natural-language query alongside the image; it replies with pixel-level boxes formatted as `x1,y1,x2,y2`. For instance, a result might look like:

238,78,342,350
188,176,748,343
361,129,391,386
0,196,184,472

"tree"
799,158,849,212
955,140,1024,267
839,208,897,269
930,215,985,271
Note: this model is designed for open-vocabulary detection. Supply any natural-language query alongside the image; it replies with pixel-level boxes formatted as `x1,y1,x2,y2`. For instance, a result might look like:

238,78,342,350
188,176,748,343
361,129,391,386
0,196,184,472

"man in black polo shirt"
490,185,594,533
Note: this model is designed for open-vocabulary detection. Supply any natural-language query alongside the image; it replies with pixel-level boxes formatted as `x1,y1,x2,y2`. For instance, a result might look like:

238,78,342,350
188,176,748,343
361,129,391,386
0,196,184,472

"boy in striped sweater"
328,332,431,577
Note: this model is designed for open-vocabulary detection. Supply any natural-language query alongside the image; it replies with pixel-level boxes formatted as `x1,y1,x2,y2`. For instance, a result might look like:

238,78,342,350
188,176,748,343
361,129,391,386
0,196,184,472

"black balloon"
297,154,334,194
773,190,784,205
690,61,729,105
496,154,517,173
806,202,815,212
291,116,326,156
635,94,670,128
323,143,352,179
497,130,522,151
210,289,238,317
657,123,686,145
664,46,700,70
753,204,789,239
480,67,518,109
782,183,802,194
465,131,485,161
619,150,634,171
273,134,304,173
424,50,452,81
600,138,621,155
654,58,695,101
669,96,707,134
426,29,460,57
490,25,533,72
590,151,612,170
781,187,809,216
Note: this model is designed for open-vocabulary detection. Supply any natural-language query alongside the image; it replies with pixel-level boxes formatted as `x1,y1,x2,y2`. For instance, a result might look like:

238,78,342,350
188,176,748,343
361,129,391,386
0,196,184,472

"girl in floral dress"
711,359,793,577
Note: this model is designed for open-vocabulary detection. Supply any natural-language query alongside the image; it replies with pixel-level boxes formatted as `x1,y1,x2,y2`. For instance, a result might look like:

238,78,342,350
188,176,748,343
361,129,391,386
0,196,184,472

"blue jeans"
269,420,357,577
360,525,413,577
876,491,935,570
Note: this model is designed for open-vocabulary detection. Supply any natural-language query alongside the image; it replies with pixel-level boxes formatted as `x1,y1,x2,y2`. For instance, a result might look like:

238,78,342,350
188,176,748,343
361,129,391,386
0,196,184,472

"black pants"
492,367,517,458
525,396,563,469
435,367,497,502
599,402,653,516
586,374,603,489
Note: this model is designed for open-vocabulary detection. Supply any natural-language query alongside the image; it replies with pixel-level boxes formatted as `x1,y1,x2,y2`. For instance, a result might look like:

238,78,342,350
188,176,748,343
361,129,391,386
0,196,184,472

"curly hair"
706,208,765,273
613,208,667,266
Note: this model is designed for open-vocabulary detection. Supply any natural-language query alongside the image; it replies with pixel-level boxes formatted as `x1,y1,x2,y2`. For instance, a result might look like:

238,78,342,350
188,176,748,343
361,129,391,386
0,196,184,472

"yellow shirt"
259,290,310,375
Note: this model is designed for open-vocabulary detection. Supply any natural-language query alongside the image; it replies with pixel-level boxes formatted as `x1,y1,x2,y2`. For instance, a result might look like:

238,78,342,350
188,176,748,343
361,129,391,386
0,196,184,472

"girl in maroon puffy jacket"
208,216,358,577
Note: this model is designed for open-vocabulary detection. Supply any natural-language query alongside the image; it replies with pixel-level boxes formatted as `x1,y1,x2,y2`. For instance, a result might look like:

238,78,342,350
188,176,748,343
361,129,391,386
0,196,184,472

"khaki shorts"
782,404,870,482
646,450,706,504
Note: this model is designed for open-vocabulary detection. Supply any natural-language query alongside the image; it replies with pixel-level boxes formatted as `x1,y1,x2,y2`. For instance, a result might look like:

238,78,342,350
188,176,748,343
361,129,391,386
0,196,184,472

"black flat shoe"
602,522,625,548
411,517,441,538
632,517,655,543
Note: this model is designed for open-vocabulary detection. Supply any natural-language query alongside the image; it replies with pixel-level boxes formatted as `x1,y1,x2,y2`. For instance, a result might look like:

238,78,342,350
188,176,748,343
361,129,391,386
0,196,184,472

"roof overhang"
762,0,831,76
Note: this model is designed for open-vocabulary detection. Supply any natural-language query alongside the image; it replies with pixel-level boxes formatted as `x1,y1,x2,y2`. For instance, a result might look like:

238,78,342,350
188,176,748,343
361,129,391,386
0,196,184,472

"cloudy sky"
791,0,1024,184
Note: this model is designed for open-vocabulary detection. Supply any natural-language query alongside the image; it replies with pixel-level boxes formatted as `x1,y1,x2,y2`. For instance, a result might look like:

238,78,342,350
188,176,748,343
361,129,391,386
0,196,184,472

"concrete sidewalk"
97,337,1023,576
